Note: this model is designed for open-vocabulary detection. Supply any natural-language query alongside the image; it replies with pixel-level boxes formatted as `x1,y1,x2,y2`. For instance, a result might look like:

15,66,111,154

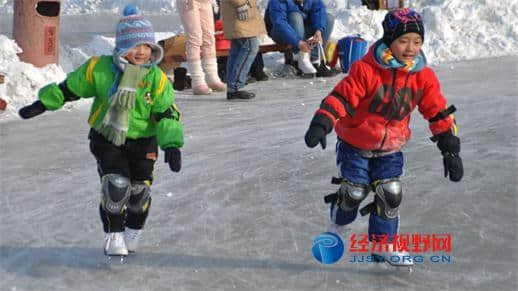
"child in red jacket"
304,8,463,266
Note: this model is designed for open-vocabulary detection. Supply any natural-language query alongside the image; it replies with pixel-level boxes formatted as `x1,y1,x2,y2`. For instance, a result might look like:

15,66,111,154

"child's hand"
298,41,311,53
19,100,46,119
164,147,181,172
305,125,327,149
435,131,463,182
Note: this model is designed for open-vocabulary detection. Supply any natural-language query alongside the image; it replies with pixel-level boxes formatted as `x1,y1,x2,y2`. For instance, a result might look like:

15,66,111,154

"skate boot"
372,244,414,267
124,228,142,253
296,51,317,78
104,232,128,256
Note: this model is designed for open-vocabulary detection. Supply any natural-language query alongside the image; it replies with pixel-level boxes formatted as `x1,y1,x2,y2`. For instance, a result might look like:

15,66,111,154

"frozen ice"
0,56,517,290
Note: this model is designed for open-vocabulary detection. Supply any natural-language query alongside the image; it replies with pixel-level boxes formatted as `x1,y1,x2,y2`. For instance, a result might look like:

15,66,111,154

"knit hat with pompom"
114,5,163,64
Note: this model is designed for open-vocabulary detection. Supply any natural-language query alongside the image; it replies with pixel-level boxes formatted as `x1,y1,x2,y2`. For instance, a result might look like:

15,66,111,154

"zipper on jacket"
379,71,412,150
379,69,397,150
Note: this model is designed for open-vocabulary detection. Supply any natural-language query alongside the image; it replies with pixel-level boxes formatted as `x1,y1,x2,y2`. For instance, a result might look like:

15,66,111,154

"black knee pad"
101,174,131,214
338,180,370,211
373,178,402,219
127,181,151,214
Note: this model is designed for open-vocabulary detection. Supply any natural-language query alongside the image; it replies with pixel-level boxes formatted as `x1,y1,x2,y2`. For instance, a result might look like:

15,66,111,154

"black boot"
251,70,269,81
314,61,338,77
217,56,228,82
250,53,269,81
227,90,256,100
246,75,257,84
173,67,187,91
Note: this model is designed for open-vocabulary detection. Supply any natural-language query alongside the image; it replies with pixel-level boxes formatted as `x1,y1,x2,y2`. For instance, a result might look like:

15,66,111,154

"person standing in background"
220,0,266,100
176,0,226,95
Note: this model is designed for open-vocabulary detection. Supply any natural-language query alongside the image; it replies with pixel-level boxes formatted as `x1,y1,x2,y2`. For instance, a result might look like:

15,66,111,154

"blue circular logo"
312,232,344,264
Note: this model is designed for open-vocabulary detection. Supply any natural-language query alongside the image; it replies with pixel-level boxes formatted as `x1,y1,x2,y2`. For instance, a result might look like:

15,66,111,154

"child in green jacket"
19,5,184,257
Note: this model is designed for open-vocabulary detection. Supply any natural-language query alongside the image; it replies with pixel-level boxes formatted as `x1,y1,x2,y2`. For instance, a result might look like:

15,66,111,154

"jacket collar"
365,40,427,73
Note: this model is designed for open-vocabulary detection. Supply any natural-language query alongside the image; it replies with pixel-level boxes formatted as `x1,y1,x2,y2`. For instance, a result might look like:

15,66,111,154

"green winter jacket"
38,56,184,149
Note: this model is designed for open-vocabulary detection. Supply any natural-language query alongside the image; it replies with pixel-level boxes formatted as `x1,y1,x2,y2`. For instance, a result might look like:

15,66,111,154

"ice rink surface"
1,56,517,291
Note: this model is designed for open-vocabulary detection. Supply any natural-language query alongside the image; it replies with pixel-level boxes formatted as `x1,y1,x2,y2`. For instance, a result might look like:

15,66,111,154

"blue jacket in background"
267,0,328,47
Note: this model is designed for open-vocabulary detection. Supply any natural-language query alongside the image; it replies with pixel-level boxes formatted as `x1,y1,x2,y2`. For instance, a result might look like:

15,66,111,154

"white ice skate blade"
106,254,127,264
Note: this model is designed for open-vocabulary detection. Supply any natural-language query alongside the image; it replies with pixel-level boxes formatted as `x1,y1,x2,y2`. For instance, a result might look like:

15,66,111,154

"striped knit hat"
114,5,163,64
382,8,424,46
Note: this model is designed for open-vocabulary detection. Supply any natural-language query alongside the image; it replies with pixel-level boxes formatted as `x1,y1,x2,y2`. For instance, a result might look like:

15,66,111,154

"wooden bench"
216,43,292,57
158,35,292,74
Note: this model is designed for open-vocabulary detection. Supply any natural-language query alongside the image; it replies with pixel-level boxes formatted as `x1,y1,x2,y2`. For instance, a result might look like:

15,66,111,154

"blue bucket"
338,35,368,74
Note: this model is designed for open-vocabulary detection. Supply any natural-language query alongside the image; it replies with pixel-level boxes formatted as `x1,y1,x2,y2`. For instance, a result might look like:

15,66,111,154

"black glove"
19,100,46,119
435,131,463,182
305,125,327,149
164,147,181,172
305,114,332,150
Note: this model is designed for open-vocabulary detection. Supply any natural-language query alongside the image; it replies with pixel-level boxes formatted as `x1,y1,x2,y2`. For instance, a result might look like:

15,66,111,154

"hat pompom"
123,4,139,17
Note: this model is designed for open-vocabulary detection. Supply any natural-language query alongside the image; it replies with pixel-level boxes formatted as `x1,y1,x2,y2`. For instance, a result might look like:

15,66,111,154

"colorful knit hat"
382,8,424,46
114,5,163,64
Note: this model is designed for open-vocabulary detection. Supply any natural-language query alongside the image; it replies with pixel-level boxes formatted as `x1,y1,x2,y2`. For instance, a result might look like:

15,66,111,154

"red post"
0,72,6,111
13,0,61,67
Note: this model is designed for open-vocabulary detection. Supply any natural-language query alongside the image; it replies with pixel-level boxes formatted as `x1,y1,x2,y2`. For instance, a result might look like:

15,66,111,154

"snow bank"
0,35,67,120
329,0,518,63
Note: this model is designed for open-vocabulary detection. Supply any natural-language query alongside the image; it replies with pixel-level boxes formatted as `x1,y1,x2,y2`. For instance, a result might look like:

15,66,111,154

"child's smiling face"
389,32,423,63
124,44,152,65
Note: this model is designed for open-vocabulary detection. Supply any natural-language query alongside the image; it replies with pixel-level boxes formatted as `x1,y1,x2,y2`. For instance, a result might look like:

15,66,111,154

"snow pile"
0,35,67,118
329,0,518,63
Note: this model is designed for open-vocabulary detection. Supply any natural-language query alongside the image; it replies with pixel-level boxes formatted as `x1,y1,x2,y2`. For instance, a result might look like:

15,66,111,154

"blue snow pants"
332,140,404,242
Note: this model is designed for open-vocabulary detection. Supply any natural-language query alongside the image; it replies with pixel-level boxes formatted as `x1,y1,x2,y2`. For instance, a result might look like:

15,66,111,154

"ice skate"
124,228,142,253
296,51,317,78
371,243,414,267
104,232,128,256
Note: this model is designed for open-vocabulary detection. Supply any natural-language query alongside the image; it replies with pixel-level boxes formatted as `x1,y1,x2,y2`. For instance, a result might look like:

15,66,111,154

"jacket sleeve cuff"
38,83,65,110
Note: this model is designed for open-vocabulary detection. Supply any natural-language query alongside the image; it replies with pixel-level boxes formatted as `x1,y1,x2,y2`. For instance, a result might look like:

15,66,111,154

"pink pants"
176,0,217,61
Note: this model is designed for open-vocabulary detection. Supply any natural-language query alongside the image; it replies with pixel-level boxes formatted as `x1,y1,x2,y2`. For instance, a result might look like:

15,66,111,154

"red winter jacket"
313,42,456,152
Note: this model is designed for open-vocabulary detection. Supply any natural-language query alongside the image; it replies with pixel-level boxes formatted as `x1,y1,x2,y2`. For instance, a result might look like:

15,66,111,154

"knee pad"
101,174,131,214
373,179,402,219
338,180,370,212
127,181,151,214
